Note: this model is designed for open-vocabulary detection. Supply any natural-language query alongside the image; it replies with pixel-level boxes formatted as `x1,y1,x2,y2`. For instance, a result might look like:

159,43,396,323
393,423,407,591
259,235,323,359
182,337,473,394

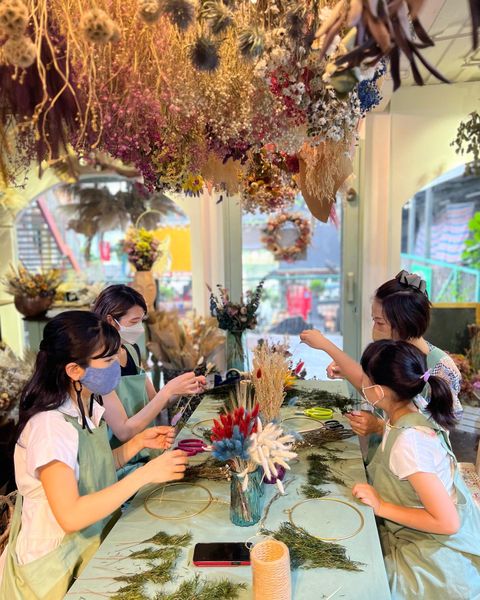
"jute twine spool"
251,539,291,600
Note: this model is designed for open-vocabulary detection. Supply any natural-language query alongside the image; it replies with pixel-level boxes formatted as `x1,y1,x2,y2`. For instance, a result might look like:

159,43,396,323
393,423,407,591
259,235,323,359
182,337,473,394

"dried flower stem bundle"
147,310,224,371
252,339,291,422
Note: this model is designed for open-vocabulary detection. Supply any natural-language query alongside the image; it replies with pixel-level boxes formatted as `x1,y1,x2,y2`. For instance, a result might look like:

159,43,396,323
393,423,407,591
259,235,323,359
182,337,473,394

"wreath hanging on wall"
261,213,312,262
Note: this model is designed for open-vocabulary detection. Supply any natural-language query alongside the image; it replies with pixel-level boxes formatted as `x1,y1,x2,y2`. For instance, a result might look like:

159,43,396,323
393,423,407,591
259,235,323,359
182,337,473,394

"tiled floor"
451,429,479,463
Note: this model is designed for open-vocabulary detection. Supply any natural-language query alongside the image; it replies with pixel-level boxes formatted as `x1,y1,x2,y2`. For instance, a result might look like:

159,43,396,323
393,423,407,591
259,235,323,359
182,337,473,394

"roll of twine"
251,539,291,600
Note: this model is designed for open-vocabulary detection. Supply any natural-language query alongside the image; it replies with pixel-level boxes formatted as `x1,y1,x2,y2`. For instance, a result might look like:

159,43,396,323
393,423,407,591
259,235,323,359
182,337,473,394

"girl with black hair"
351,340,480,600
92,285,205,476
301,271,462,438
0,311,188,599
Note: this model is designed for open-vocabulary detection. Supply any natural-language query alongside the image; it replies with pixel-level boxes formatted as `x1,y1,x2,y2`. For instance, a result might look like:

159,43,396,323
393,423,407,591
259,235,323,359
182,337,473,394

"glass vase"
226,330,246,372
230,467,263,527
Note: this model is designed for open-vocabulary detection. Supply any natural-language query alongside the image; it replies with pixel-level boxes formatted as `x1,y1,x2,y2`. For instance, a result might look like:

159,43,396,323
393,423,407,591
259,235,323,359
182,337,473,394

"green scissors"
302,407,334,421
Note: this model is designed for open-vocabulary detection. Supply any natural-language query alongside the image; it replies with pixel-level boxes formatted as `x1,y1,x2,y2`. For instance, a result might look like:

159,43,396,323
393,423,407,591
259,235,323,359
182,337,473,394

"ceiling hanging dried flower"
238,26,265,59
138,0,162,24
80,8,117,44
3,36,36,68
200,0,234,35
190,35,220,71
0,0,29,38
161,0,196,31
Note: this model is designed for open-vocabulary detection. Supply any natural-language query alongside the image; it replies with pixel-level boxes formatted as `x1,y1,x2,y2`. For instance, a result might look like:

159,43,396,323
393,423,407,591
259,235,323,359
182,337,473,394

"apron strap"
123,342,143,372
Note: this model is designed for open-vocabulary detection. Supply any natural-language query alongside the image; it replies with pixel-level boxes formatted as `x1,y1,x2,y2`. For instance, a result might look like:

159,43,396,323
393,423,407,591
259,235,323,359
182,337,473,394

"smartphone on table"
193,542,250,567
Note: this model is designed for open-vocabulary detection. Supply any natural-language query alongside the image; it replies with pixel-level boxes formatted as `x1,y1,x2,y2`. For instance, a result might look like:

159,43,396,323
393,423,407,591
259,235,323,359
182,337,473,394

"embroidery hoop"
144,482,220,521
285,497,365,541
281,415,324,433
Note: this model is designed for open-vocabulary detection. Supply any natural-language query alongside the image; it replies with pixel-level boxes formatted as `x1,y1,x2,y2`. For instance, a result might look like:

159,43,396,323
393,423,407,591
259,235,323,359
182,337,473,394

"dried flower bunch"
208,280,264,333
261,212,312,262
122,227,162,272
2,265,61,298
252,339,291,422
0,343,35,425
147,310,224,371
451,110,480,177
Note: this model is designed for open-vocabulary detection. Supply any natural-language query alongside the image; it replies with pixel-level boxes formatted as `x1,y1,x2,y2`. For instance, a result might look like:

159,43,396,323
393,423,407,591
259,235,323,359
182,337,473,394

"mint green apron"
366,344,450,464
110,343,154,478
368,412,480,600
0,415,119,600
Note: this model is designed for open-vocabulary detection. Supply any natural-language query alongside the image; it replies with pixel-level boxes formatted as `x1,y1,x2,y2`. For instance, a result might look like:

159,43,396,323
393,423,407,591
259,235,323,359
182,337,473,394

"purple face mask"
80,361,121,395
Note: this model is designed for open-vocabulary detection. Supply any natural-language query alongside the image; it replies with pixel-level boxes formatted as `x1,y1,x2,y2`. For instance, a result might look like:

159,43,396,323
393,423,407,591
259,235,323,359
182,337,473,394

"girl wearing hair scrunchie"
351,340,480,600
300,271,462,442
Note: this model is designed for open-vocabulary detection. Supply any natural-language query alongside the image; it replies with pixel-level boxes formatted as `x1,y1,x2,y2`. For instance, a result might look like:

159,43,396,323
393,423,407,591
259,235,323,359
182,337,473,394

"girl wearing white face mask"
351,340,480,600
92,285,205,477
300,271,462,442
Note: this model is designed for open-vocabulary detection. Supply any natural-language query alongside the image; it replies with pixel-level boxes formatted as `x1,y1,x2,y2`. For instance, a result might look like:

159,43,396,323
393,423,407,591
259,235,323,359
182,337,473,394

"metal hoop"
286,497,365,541
134,209,165,230
144,482,214,521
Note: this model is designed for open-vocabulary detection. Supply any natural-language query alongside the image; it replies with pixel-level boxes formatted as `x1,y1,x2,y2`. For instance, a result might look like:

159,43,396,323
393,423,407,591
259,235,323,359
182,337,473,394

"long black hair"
375,273,431,339
17,311,120,440
360,339,455,428
92,284,147,322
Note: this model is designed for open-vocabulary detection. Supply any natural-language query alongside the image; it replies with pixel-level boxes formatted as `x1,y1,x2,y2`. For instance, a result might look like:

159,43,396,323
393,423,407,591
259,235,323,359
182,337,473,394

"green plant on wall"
462,212,480,270
451,111,480,176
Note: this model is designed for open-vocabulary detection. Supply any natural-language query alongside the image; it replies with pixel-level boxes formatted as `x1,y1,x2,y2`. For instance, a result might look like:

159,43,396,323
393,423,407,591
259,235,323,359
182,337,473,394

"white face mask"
114,319,144,345
361,384,384,408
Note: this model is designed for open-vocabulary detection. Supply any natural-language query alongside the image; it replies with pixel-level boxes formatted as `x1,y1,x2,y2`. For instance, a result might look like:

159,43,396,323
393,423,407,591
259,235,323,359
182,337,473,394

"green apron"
110,343,154,478
0,414,119,600
368,412,480,600
366,344,449,464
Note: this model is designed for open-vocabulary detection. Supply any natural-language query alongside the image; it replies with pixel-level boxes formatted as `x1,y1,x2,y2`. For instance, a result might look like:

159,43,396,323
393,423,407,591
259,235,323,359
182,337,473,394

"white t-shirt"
382,423,456,500
0,398,105,574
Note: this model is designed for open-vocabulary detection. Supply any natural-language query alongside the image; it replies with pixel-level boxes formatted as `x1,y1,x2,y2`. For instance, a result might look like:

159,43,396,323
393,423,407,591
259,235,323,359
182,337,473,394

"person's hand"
299,329,329,350
141,449,189,484
326,360,344,379
352,483,383,514
345,411,384,436
165,372,204,398
137,426,175,451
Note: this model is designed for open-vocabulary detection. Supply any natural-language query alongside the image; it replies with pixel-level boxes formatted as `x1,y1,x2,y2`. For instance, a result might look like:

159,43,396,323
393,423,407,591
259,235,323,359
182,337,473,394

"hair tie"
420,369,431,383
396,270,428,296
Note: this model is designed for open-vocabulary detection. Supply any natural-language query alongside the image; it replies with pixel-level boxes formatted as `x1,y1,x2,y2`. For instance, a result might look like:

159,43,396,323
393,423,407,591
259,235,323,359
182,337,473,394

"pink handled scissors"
175,438,212,456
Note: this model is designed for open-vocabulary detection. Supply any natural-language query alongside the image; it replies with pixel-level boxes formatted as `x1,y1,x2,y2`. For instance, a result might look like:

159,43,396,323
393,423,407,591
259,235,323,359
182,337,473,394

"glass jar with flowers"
2,266,62,318
208,280,264,371
122,227,162,310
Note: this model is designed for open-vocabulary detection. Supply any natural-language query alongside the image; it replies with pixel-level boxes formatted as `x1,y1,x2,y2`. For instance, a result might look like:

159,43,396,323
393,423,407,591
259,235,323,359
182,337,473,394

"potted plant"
3,266,62,319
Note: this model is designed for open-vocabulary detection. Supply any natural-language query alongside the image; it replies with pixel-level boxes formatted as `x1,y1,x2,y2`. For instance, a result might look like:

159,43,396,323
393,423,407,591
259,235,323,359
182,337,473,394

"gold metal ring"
190,418,216,438
281,416,324,433
144,482,214,521
286,497,365,541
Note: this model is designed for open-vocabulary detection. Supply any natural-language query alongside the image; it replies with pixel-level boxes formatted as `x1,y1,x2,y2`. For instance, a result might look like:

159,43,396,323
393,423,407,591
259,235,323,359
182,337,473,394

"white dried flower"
138,0,161,24
0,0,28,38
80,9,116,44
4,36,36,68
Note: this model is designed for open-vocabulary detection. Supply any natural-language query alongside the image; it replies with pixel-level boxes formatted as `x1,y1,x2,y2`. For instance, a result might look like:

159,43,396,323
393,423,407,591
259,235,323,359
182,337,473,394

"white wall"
358,80,480,348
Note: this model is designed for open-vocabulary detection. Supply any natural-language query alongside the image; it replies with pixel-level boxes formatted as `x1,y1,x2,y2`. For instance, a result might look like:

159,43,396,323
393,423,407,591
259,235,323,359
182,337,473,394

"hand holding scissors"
174,438,212,457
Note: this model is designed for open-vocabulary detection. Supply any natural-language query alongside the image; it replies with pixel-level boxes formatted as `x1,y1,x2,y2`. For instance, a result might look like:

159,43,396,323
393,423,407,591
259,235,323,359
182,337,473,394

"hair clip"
420,369,431,383
396,270,427,295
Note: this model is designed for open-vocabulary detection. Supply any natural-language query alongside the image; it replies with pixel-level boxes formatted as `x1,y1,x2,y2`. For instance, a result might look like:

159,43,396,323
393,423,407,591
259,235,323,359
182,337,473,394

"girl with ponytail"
351,340,480,600
0,311,188,600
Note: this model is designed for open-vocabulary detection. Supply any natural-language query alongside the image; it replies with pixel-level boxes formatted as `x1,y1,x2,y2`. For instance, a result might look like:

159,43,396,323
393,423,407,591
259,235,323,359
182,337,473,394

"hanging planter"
261,213,312,262
451,111,480,177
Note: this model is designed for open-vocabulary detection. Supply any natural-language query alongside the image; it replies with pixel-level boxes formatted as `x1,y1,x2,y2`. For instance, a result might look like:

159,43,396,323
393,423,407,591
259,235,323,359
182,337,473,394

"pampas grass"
252,339,291,422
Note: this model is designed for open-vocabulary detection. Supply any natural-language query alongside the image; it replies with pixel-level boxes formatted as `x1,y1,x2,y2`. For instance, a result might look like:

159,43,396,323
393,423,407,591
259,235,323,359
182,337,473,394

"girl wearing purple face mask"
300,271,462,441
0,311,188,599
92,285,205,477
